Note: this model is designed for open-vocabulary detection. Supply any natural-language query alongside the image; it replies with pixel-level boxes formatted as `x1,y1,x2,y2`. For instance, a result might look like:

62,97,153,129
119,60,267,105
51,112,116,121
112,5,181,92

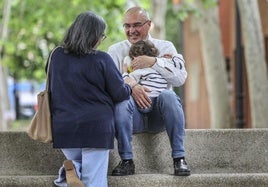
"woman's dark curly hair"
129,40,159,59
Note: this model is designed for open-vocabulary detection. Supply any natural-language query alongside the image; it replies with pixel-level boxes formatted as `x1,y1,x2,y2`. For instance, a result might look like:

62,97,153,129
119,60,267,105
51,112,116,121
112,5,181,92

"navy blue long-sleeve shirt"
48,47,131,148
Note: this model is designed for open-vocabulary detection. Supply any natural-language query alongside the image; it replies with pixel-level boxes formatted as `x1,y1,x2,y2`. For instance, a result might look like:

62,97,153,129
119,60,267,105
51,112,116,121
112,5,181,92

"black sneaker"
174,158,191,176
111,160,135,176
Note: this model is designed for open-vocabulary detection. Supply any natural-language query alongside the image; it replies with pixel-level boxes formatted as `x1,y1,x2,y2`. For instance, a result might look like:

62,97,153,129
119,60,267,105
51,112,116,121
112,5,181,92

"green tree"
3,0,127,82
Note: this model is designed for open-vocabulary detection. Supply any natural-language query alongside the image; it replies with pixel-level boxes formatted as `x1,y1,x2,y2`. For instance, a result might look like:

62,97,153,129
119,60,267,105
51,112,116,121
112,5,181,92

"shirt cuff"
122,72,129,78
152,57,165,68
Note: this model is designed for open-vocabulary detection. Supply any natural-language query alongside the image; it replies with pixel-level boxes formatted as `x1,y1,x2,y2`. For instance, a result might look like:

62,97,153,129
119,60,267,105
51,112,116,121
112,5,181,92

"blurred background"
0,0,267,131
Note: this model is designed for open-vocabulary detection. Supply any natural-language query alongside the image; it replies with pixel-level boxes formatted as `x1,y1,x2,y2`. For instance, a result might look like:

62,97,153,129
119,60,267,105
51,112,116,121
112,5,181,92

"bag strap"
45,46,60,91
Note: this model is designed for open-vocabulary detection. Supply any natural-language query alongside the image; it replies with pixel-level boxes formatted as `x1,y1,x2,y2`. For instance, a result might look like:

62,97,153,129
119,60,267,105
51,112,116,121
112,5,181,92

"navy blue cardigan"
48,47,131,149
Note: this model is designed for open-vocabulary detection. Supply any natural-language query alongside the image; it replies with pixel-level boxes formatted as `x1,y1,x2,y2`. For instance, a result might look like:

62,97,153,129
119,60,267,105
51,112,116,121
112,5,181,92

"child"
122,40,168,113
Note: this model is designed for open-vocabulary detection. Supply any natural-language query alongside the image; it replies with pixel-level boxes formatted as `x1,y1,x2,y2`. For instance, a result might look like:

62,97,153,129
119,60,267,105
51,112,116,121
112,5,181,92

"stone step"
109,129,268,174
0,173,268,187
109,173,268,187
0,129,267,186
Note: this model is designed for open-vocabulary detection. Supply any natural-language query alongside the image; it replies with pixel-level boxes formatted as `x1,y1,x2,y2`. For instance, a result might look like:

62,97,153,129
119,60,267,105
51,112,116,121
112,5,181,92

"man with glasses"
108,6,190,177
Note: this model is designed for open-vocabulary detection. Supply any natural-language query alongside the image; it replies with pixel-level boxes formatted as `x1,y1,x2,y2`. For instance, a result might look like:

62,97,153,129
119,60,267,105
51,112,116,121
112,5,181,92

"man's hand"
132,84,152,109
132,56,156,70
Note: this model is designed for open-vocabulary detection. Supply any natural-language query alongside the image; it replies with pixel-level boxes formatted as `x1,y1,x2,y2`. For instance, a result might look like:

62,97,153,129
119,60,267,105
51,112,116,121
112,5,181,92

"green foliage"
166,2,182,51
169,0,195,21
170,0,217,21
3,0,127,82
201,0,218,9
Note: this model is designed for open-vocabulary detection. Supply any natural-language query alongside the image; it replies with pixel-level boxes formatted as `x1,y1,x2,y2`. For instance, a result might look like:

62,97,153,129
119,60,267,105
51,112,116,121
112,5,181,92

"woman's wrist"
131,83,139,89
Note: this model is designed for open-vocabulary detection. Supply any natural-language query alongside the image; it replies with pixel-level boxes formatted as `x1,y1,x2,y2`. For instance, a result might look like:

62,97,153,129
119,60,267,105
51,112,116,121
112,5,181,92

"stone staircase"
0,129,267,187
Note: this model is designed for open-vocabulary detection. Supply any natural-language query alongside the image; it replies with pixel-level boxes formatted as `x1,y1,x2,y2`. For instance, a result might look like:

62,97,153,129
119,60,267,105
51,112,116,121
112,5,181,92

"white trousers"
54,148,109,187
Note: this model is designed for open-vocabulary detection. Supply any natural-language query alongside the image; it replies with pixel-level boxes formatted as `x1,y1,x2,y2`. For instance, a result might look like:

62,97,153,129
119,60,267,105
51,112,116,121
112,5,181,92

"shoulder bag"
27,47,58,143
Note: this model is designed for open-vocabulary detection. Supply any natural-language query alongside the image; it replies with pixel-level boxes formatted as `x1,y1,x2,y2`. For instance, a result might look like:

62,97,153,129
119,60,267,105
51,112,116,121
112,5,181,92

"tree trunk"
237,0,268,128
195,3,231,128
0,0,12,131
151,0,167,39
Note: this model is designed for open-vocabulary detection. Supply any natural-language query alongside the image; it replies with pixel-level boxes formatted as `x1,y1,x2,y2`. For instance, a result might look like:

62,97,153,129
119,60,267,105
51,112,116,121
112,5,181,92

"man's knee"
115,98,133,113
158,90,179,102
157,90,183,112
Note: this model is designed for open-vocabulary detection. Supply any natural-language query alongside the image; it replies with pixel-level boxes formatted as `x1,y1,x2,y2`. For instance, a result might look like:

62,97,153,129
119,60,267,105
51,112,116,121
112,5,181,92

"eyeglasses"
101,34,107,41
123,20,150,30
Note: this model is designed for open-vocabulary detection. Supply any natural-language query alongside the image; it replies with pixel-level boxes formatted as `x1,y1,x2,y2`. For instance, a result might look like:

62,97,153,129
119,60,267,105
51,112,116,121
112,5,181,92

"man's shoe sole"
174,170,191,176
111,171,135,176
